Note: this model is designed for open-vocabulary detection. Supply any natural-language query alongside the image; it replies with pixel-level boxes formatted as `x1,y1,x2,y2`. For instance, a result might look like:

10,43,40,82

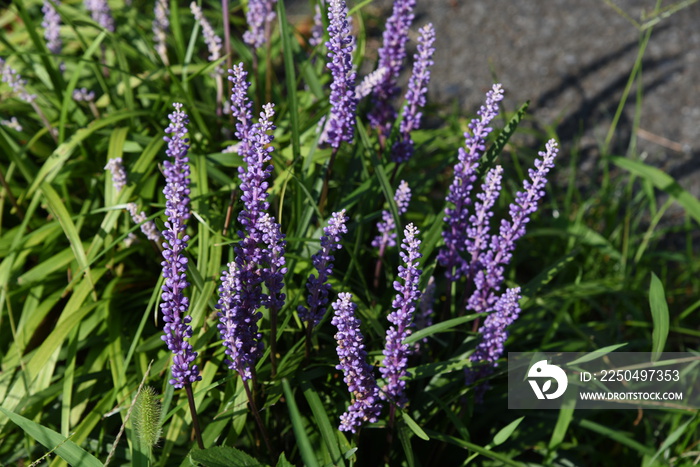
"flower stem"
242,378,276,460
184,383,204,449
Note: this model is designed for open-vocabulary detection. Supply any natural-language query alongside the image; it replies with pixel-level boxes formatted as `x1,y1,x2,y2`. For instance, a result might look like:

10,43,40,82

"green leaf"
645,417,693,467
275,452,294,467
492,417,524,447
401,411,429,441
610,156,700,225
481,101,529,175
277,1,300,160
649,272,670,361
302,381,346,467
0,407,103,467
282,379,320,467
566,343,629,366
548,397,576,450
405,314,481,344
190,446,269,467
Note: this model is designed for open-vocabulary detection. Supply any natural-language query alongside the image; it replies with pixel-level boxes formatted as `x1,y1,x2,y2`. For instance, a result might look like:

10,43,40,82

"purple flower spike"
324,0,357,148
126,203,161,242
259,213,287,312
470,287,521,367
153,0,169,65
298,210,349,327
331,292,383,433
42,0,62,57
0,58,37,103
244,0,278,49
380,223,422,407
228,63,255,158
104,157,127,193
84,0,114,32
372,180,411,256
465,165,503,278
438,84,504,281
392,23,436,164
468,139,558,314
216,260,264,381
355,67,387,100
160,103,200,388
368,0,416,138
310,3,324,48
191,2,223,75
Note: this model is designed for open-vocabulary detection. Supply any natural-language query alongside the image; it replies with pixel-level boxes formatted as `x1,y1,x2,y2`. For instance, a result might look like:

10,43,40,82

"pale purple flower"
355,67,387,100
228,63,254,159
153,0,169,65
126,202,161,241
392,23,436,163
160,103,200,388
372,180,411,256
324,0,357,148
104,157,127,192
73,88,95,102
368,0,416,137
380,223,422,407
470,287,521,367
298,210,348,327
438,84,504,281
468,139,558,314
0,58,37,103
331,292,382,433
243,0,277,49
191,2,223,74
464,165,503,279
84,0,114,32
309,3,324,48
1,117,22,132
42,0,62,56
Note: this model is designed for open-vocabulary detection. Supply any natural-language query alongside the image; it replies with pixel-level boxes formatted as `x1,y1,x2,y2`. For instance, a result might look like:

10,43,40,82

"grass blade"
649,272,670,361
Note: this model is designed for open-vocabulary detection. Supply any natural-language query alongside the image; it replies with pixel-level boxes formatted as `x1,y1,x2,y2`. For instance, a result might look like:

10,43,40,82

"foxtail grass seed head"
380,223,422,407
298,210,349,327
160,103,201,388
438,83,504,281
331,292,383,432
132,386,163,448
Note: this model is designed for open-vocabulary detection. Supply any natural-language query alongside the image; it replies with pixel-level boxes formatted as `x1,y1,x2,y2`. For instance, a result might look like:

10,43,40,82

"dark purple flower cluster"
324,0,357,148
368,0,416,138
465,165,503,280
438,84,504,281
331,292,382,433
160,103,201,388
470,287,521,367
259,213,287,313
380,223,422,407
468,139,558,314
244,0,278,49
392,23,436,163
228,64,254,158
298,210,349,327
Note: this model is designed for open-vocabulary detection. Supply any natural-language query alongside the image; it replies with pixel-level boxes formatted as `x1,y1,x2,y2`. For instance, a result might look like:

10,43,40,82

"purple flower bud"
84,0,114,32
380,223,422,407
42,0,62,57
73,87,95,102
243,0,277,49
160,103,200,388
391,23,436,163
126,202,161,242
324,0,357,148
0,117,22,132
331,292,382,433
470,287,521,367
309,3,324,48
465,165,503,279
355,67,387,100
104,157,127,193
0,58,37,103
259,213,287,312
228,63,254,159
372,180,411,256
438,84,504,281
368,0,416,138
298,210,349,327
153,0,169,65
191,2,223,75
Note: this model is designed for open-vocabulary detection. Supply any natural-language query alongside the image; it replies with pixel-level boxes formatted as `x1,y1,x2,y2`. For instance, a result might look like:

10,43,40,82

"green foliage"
0,0,698,466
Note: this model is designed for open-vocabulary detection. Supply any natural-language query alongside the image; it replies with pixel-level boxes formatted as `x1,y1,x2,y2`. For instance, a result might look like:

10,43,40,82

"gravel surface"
287,0,700,202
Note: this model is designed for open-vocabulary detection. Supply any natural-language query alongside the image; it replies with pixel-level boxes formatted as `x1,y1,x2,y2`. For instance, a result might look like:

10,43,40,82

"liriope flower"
355,67,387,100
331,292,382,433
126,203,161,242
468,139,558,314
464,165,503,279
324,0,357,148
380,223,422,407
104,157,127,193
191,2,223,75
438,84,504,281
368,0,416,138
160,103,200,388
153,0,169,65
84,0,114,32
298,210,349,327
372,180,411,256
392,23,436,163
243,0,277,49
42,0,62,57
0,58,37,103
